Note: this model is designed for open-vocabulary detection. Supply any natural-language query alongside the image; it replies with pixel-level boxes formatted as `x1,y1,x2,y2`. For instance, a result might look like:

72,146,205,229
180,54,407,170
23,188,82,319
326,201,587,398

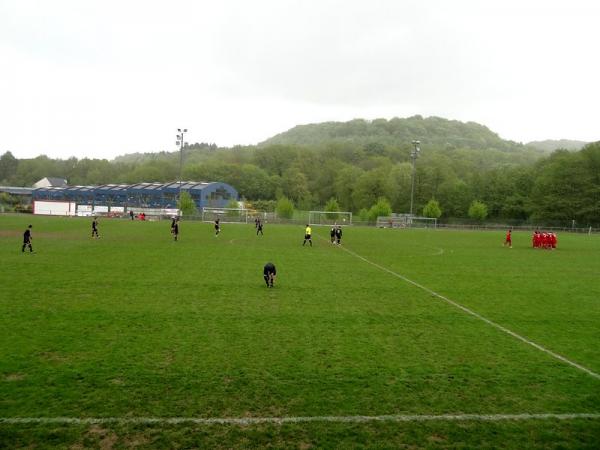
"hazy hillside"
526,139,588,153
260,115,526,152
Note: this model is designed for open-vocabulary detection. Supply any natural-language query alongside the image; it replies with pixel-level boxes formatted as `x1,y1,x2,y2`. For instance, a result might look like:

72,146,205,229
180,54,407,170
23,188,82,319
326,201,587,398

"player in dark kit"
22,225,33,253
92,217,99,239
335,225,343,245
170,217,177,236
256,219,263,236
172,220,179,241
330,226,336,244
263,262,276,287
215,218,220,236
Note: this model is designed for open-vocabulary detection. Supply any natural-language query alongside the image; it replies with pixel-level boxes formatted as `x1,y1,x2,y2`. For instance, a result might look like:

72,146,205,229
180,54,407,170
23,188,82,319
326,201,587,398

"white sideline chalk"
1,413,599,425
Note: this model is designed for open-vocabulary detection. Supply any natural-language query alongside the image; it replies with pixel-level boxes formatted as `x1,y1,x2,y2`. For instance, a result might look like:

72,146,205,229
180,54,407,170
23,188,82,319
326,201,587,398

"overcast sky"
1,0,598,160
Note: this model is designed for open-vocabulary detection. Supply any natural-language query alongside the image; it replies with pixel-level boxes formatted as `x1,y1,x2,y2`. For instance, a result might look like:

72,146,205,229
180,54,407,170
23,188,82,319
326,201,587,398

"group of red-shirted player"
532,230,557,249
503,229,558,249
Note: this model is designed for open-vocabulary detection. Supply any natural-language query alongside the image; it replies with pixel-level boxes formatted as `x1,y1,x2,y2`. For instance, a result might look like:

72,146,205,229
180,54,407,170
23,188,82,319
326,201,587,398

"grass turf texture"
1,215,599,448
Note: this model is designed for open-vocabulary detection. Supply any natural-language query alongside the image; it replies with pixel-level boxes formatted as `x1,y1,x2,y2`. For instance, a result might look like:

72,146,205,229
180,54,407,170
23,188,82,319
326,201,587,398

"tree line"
1,117,598,226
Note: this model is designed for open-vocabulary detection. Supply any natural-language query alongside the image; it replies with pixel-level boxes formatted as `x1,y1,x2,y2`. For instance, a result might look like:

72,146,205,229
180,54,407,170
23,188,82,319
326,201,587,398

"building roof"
34,177,68,187
32,181,236,195
0,186,34,195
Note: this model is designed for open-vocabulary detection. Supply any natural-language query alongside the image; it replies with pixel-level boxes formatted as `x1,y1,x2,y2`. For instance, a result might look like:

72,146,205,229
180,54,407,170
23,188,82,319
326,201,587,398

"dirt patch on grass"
0,230,21,238
124,433,151,448
38,351,68,363
4,372,26,381
87,425,119,450
100,432,118,450
428,434,447,443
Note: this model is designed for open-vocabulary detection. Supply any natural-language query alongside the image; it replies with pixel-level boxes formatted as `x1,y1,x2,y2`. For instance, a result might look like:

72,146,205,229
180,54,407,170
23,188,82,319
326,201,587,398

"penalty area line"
335,243,600,381
1,413,600,426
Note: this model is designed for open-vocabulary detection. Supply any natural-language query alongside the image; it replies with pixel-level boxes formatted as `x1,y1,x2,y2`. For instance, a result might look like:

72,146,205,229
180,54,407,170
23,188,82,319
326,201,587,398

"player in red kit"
504,229,512,248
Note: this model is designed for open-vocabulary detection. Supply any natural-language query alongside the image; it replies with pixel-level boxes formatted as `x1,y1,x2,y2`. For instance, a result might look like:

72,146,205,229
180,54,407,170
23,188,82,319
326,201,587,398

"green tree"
324,197,340,220
0,151,18,184
352,168,395,211
388,163,412,212
422,199,442,219
281,167,310,203
177,191,197,216
468,200,488,222
437,179,471,218
368,197,392,221
276,196,295,219
358,208,370,222
333,165,364,212
529,144,600,225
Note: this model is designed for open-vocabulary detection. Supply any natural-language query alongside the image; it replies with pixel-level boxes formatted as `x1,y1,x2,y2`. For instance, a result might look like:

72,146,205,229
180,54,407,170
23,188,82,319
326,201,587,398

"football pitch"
1,215,599,448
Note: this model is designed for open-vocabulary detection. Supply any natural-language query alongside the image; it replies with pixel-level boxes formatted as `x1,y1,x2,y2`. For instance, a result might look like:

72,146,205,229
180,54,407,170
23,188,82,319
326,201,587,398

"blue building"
32,181,238,210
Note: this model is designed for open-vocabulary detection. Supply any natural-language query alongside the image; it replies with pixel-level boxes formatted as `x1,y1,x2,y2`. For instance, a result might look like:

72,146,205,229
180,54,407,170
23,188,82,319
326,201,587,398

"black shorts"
305,234,311,240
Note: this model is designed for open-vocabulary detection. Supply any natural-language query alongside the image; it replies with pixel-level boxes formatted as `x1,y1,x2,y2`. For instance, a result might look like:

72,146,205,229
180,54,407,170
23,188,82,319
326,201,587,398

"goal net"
377,215,437,228
201,207,250,224
309,211,353,226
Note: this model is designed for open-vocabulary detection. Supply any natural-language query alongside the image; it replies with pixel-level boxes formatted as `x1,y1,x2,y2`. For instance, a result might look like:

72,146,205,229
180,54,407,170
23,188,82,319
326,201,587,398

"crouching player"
263,262,276,288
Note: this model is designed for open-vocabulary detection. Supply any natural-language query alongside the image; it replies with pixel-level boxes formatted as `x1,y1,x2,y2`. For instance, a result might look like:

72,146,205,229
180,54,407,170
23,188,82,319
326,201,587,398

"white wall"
33,200,76,216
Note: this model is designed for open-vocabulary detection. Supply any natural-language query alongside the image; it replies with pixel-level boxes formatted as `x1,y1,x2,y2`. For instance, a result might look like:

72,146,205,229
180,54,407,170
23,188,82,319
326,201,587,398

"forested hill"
525,139,588,153
2,115,598,226
260,116,524,152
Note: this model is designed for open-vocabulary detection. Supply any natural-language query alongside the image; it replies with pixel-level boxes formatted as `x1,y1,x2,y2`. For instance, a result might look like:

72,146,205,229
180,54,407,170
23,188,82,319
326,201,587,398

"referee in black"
263,262,276,288
22,225,33,253
92,217,99,239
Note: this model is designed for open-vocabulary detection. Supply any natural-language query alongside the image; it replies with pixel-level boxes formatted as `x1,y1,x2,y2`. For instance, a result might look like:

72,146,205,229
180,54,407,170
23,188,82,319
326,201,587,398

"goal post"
309,211,353,226
377,215,437,229
201,207,250,224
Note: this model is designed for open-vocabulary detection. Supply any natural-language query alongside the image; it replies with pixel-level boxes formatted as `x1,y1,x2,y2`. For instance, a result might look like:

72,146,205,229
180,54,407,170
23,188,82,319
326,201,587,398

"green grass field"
1,214,599,448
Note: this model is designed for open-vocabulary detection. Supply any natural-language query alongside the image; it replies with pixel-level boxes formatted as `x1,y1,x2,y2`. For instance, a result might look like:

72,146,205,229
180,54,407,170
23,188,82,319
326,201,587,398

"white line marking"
1,413,599,425
335,242,600,380
430,247,444,256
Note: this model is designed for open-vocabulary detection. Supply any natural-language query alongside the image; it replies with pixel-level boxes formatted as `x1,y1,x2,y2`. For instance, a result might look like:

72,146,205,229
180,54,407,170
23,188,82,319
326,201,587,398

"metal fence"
1,209,598,234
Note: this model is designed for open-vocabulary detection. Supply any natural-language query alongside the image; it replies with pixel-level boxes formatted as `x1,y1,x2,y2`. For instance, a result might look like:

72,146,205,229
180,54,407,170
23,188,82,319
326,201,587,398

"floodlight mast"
409,140,421,216
176,128,188,198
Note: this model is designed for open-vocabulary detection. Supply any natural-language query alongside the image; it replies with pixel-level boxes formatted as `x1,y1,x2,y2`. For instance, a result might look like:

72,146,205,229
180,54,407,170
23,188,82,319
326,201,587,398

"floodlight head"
183,129,188,132
412,140,420,145
178,128,182,132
